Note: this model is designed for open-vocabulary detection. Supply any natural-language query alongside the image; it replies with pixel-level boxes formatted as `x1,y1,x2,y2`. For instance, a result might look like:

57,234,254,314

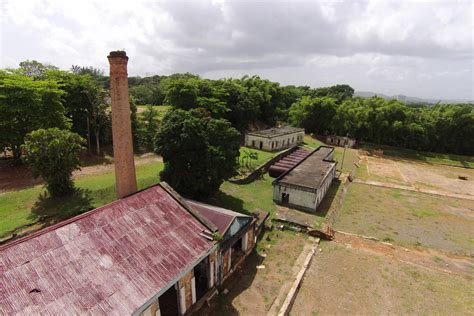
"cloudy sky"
1,0,473,100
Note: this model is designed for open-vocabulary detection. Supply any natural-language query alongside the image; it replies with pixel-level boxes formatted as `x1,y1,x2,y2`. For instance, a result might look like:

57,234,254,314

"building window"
252,140,255,147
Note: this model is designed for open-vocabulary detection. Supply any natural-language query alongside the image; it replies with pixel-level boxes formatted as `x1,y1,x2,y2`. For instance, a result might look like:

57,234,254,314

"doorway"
259,141,263,149
193,258,209,301
159,284,179,316
282,193,289,206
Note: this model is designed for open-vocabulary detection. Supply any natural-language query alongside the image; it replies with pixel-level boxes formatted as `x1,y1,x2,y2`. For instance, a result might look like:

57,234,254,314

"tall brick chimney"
108,51,137,198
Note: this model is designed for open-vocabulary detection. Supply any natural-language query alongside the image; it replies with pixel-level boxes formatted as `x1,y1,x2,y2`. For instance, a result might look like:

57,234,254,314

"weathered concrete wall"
326,136,356,148
140,299,160,316
178,270,194,313
273,164,336,213
245,131,304,151
273,185,318,212
108,51,137,198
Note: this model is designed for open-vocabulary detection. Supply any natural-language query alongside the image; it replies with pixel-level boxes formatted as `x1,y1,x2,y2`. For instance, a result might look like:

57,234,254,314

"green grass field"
359,143,474,168
0,161,163,239
336,183,474,256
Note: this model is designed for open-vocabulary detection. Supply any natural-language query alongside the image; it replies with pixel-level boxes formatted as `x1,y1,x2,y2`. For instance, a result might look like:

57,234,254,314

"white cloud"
0,0,472,99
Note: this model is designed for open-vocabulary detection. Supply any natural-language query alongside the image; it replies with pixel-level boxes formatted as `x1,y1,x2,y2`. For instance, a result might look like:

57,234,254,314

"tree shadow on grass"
29,188,94,227
203,190,250,215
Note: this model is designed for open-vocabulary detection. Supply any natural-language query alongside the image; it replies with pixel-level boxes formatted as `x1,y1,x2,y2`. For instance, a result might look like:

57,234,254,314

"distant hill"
354,91,473,105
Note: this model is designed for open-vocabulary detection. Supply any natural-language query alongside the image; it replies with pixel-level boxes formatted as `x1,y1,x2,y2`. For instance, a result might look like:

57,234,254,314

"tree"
155,108,240,197
139,105,159,151
289,96,337,134
18,60,58,78
22,128,85,196
0,71,69,160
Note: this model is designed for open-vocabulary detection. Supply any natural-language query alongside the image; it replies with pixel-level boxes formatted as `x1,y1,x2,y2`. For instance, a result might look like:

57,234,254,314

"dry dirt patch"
196,230,308,316
291,241,474,316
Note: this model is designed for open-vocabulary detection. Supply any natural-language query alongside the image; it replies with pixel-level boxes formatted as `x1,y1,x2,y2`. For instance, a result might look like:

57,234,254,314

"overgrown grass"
359,143,474,168
303,135,324,148
0,161,163,238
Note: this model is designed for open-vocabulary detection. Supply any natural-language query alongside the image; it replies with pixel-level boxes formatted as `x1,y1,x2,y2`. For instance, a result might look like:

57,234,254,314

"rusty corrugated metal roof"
0,184,215,314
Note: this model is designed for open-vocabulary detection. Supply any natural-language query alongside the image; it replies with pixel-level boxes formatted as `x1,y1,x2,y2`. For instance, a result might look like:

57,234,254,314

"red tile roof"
0,184,216,314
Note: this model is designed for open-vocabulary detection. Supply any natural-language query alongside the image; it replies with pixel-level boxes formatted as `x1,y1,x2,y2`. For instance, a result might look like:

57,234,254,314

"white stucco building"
245,127,305,151
272,146,337,213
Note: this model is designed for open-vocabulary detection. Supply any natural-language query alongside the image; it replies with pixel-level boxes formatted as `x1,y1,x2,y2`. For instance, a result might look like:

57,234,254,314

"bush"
22,128,85,196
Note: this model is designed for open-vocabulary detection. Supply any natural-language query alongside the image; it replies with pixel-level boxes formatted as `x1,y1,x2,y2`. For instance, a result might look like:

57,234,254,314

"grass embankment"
359,143,474,168
0,161,163,238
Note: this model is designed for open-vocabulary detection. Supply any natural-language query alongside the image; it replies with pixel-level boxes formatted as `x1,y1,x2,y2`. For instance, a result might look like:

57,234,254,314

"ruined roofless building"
108,51,137,198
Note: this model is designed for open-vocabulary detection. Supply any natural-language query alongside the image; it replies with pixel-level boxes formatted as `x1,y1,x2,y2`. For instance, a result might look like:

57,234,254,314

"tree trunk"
86,117,92,155
95,129,100,156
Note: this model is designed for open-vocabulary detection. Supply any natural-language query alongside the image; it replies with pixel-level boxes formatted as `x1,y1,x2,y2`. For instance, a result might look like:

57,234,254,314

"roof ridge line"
159,182,218,233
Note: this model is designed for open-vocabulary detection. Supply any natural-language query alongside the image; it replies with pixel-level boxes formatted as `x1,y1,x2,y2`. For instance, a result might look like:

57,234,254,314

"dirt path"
72,154,162,178
353,178,474,201
267,237,317,315
0,154,162,194
334,231,473,278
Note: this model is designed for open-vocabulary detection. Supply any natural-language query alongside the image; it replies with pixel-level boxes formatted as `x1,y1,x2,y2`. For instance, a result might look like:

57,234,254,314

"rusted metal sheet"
268,147,312,178
0,185,215,314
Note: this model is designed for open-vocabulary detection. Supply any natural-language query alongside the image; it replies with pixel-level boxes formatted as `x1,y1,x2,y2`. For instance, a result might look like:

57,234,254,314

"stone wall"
273,164,336,213
245,131,304,151
178,270,194,313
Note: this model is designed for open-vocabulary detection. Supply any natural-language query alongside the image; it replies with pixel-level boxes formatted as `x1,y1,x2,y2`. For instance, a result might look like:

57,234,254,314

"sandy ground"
0,154,162,193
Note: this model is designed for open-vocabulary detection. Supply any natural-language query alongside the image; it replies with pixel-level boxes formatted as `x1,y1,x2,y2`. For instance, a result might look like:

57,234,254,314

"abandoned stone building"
0,51,263,315
0,183,258,315
325,135,356,148
245,127,305,151
272,146,337,212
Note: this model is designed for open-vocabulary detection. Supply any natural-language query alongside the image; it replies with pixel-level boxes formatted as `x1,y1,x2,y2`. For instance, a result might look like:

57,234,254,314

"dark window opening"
259,141,263,149
252,140,255,147
231,238,244,268
282,193,289,206
193,258,209,301
159,284,179,316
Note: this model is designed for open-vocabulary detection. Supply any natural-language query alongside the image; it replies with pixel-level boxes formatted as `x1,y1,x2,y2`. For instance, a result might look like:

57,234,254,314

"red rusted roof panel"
0,185,215,314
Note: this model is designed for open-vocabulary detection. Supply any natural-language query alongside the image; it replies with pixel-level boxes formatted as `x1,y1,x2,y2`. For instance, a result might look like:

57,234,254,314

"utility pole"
340,133,349,172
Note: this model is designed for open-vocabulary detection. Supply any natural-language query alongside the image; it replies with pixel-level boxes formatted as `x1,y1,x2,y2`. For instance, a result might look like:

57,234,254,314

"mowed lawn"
0,161,164,239
335,183,474,256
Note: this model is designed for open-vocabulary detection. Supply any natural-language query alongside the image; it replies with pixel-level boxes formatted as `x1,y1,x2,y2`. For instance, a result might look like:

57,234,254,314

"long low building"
272,146,337,212
245,127,305,151
0,183,260,315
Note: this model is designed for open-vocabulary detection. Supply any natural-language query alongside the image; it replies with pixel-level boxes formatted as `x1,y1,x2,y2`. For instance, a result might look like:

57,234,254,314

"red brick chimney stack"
108,51,137,198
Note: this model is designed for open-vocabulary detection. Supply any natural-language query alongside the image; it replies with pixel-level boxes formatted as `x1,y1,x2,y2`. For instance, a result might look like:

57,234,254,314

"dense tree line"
289,96,474,155
2,60,472,165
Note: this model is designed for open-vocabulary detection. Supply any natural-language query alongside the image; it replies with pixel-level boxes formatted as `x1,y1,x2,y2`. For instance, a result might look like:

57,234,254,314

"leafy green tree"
289,96,337,134
0,71,69,160
139,105,160,151
22,128,85,196
18,60,58,78
155,108,240,197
